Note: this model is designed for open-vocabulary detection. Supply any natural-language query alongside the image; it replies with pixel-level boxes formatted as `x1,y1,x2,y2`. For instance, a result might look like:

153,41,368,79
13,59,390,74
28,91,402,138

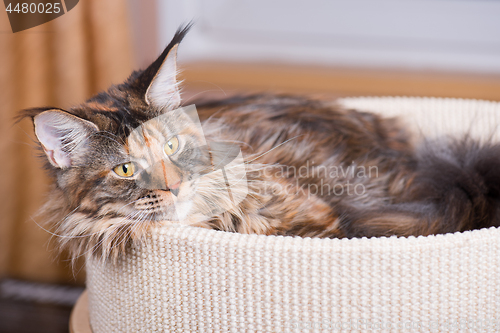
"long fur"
20,27,500,263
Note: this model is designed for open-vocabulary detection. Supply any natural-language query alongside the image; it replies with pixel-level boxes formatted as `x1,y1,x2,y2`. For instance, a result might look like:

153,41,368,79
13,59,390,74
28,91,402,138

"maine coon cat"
22,26,500,261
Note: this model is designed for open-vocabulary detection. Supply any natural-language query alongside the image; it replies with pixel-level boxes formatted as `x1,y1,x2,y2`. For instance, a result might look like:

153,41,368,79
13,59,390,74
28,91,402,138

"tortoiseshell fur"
22,27,500,262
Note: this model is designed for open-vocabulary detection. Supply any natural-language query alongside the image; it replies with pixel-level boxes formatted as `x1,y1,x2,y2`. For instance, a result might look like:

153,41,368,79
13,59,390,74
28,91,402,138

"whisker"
184,87,228,105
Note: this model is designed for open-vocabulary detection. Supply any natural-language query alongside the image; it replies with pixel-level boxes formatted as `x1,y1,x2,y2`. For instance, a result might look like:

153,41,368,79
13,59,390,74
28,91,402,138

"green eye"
164,136,179,156
113,162,136,177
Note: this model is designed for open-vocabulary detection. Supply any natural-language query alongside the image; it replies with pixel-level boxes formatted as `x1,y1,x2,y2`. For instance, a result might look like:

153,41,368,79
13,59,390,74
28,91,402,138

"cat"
22,25,500,262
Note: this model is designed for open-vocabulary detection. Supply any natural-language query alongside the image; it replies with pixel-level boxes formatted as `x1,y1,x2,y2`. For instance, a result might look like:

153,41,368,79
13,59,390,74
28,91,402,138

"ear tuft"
34,110,98,169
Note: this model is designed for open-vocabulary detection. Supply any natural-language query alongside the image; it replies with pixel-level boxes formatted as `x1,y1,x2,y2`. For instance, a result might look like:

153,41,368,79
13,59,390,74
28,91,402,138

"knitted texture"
86,97,500,332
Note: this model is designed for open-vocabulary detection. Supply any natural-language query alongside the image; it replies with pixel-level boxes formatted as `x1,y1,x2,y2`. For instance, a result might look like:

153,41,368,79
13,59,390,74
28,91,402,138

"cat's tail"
409,138,500,232
342,138,500,238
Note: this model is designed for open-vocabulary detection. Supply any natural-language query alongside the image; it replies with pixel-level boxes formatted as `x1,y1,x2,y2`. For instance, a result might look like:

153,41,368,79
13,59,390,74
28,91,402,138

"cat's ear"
134,24,192,110
33,110,98,169
145,44,180,109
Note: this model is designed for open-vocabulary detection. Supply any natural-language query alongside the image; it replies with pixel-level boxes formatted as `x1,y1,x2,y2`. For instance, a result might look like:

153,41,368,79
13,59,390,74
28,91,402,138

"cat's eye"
164,136,179,156
113,162,136,177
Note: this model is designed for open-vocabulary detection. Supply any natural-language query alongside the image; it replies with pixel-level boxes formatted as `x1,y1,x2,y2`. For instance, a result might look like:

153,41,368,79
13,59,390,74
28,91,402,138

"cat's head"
22,24,228,260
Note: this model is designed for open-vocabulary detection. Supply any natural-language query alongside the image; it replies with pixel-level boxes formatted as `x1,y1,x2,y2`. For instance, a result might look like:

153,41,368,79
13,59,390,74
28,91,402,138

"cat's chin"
138,200,195,223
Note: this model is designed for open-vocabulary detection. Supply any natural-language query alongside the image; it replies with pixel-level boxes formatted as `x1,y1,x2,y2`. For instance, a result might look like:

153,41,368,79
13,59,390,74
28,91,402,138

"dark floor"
0,279,84,333
0,298,73,333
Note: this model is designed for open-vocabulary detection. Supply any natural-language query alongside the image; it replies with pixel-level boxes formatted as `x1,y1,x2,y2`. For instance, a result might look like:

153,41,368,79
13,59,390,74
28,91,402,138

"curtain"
0,0,133,284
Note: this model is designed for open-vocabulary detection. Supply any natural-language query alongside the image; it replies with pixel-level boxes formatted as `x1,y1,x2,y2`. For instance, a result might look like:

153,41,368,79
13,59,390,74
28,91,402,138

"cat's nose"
158,181,180,196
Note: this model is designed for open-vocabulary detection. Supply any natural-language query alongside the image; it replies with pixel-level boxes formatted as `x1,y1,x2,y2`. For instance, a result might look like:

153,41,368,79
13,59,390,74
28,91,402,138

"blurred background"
0,0,499,332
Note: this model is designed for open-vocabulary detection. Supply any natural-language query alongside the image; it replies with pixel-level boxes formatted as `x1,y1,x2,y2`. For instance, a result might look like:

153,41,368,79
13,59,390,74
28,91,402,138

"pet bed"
85,97,500,332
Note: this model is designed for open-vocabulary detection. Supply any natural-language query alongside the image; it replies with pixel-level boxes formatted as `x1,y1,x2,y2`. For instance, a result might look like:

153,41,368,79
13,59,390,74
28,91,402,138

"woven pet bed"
86,97,500,332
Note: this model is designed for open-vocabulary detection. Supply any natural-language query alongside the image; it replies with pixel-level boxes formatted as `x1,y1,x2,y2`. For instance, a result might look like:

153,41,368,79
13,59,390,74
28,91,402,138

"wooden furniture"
69,291,92,333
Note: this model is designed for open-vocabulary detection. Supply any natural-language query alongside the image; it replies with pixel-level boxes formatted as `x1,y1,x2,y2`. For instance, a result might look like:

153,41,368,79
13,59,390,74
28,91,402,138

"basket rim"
149,224,500,253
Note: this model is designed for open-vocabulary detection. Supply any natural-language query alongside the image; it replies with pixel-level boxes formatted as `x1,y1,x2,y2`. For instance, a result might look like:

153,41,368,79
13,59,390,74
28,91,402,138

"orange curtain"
0,0,133,284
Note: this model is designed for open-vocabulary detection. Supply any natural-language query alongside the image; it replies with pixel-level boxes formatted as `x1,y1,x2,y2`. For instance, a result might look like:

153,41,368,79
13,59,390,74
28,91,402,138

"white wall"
158,0,500,73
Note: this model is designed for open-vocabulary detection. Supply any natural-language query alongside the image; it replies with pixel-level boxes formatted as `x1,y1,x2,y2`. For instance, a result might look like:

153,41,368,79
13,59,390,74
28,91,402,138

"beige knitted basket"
86,97,500,332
